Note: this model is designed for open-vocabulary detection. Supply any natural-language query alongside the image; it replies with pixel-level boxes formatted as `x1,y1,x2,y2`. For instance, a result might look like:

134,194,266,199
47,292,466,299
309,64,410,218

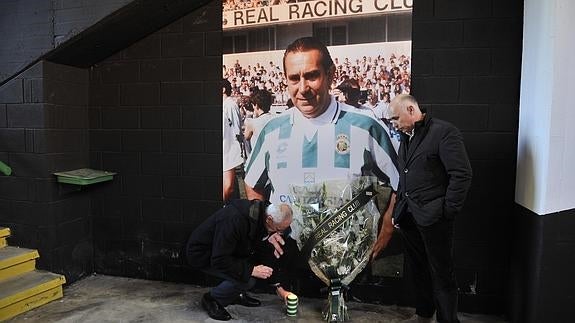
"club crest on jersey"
277,142,288,154
304,172,315,184
335,134,350,155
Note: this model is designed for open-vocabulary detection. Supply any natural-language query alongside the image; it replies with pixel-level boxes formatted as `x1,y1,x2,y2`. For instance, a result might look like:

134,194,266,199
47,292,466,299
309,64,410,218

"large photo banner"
221,0,412,288
222,0,412,199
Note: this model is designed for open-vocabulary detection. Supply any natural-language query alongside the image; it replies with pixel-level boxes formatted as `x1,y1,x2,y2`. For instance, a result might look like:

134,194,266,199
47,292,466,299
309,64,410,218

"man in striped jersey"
223,79,244,202
244,37,400,259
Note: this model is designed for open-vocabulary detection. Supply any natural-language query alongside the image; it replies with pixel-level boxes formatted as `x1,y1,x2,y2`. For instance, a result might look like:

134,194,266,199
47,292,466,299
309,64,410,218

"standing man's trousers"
398,212,460,323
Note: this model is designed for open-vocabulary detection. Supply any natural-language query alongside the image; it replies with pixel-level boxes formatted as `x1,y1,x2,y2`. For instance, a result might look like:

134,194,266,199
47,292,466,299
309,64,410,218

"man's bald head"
392,94,419,109
264,203,293,234
388,94,423,134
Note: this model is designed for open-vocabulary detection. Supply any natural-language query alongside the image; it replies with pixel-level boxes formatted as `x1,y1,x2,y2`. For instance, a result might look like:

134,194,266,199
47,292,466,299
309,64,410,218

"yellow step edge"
0,227,10,238
0,285,63,321
0,259,36,281
0,237,6,248
0,270,66,309
0,247,39,271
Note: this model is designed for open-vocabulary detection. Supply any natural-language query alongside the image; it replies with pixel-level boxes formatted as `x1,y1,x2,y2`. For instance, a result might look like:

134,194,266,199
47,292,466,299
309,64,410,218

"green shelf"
53,168,116,186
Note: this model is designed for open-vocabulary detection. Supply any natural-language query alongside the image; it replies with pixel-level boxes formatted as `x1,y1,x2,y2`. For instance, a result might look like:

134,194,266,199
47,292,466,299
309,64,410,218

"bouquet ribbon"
300,184,377,260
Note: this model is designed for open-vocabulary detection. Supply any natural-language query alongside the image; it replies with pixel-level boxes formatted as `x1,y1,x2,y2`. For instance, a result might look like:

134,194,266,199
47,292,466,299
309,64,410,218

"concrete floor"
9,275,508,323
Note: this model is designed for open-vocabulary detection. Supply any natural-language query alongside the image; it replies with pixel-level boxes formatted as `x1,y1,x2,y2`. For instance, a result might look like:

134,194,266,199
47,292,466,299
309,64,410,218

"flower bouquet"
290,176,382,322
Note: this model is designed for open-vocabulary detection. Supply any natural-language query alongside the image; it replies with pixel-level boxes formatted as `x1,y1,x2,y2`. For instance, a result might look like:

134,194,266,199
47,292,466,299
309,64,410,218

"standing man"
244,89,274,155
244,37,400,258
186,200,293,321
388,94,473,323
222,79,244,202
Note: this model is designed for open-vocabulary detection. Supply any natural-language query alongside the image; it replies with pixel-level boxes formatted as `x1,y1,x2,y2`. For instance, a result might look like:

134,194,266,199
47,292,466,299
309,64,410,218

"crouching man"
186,200,293,321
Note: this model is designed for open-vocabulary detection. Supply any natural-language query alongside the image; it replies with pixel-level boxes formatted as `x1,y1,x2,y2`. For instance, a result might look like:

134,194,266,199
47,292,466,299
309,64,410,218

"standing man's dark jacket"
393,114,472,226
186,199,269,282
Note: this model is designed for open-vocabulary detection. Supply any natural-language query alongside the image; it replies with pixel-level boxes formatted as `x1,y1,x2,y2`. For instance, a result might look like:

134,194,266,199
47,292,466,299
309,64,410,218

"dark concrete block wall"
0,0,53,83
410,0,523,315
53,0,133,46
0,60,92,283
89,1,222,283
509,207,575,322
0,0,132,83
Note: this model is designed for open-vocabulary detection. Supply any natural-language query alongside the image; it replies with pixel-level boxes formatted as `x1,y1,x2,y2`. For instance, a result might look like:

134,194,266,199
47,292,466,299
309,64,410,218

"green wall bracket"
53,168,116,186
0,161,11,176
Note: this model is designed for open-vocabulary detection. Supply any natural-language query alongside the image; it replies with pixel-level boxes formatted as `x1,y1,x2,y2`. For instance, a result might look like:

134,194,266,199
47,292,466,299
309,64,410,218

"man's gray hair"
266,203,292,224
393,93,419,110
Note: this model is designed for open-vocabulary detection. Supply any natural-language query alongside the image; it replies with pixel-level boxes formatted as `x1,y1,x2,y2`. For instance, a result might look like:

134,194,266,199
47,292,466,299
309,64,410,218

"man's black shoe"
232,293,261,307
201,293,232,321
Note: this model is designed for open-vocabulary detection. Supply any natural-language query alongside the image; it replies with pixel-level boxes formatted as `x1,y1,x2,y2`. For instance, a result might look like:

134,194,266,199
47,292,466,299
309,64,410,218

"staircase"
0,227,66,321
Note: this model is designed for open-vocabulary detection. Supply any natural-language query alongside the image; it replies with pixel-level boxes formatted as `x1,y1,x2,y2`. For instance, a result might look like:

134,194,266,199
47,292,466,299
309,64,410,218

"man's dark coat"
186,199,268,282
393,114,473,226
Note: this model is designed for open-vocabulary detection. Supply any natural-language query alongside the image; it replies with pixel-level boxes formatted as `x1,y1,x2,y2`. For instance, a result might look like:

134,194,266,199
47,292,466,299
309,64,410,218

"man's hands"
267,232,285,259
371,193,396,260
251,264,273,279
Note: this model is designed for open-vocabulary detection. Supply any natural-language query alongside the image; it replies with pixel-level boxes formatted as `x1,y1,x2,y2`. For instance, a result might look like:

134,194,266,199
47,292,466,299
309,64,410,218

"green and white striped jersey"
223,96,243,171
245,97,400,205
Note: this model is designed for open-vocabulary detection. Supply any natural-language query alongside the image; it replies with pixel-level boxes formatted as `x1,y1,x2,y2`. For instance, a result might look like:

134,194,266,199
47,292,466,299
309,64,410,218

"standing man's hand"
252,264,273,279
267,232,285,258
371,193,396,260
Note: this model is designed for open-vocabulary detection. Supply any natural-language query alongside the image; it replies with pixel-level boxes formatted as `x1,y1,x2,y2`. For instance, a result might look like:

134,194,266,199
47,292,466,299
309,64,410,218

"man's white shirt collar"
290,96,342,126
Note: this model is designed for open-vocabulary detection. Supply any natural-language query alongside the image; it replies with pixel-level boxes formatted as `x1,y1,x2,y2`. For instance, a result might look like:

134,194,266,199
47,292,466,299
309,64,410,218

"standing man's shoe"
201,293,232,321
232,293,261,307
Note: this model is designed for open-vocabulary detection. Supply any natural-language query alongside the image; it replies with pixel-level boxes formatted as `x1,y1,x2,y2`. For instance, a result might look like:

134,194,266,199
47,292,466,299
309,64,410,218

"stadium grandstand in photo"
223,0,412,113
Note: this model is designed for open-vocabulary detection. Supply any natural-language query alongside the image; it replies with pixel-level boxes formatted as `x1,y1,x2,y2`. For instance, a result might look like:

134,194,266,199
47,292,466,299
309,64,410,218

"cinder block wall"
0,60,93,282
0,0,132,83
509,206,575,322
411,0,523,314
89,1,222,282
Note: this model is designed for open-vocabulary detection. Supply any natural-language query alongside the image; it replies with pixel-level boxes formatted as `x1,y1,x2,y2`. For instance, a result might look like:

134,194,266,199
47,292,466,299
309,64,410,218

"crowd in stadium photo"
223,52,411,110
